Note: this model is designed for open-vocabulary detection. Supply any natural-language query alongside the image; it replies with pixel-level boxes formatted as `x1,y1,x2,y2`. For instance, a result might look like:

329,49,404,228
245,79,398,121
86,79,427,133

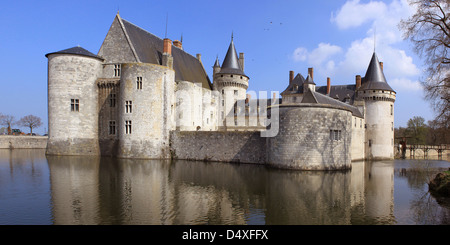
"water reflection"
1,149,449,225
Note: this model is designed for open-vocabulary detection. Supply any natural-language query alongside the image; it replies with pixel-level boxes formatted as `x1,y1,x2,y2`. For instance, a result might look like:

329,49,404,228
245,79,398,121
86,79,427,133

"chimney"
308,67,314,80
289,71,294,84
245,94,251,104
356,75,361,89
379,62,383,71
173,40,183,50
163,38,172,55
327,77,331,95
239,53,245,71
162,38,173,69
196,53,202,63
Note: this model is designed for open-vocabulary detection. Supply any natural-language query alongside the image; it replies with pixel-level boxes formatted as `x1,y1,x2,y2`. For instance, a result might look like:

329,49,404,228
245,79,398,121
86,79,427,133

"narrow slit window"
126,101,132,113
137,77,142,90
110,94,116,107
109,121,116,135
71,99,79,112
114,64,121,77
125,120,132,134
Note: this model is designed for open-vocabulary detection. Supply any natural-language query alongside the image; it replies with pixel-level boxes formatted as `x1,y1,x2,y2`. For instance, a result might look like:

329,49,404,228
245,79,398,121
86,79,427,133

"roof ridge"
121,17,202,62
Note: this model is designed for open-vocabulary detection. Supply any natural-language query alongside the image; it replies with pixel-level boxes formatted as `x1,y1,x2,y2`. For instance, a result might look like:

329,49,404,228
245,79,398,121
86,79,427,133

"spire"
360,52,394,91
218,36,246,76
213,55,220,68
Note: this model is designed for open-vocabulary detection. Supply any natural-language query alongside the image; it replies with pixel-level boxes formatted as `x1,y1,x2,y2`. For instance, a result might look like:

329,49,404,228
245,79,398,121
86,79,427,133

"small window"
109,121,116,135
234,90,238,95
109,94,116,107
391,122,394,131
114,64,121,77
71,99,79,112
137,77,142,90
390,104,393,115
125,101,132,113
125,120,132,134
330,130,341,141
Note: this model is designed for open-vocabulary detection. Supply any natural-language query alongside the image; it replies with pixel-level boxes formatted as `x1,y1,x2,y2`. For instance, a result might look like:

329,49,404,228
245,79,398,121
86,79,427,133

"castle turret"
45,46,103,155
357,52,396,160
213,36,249,125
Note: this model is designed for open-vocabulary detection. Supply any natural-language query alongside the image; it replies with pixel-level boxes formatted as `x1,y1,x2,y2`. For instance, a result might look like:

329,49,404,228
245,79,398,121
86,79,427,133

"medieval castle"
45,13,396,170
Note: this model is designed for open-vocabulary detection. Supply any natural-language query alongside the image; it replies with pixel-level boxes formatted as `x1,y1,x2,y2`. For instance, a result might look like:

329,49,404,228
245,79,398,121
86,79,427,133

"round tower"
45,47,103,155
357,52,396,160
213,36,249,123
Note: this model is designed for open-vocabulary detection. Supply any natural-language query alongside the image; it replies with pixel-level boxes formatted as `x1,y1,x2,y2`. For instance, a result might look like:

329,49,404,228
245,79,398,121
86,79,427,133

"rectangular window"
71,99,79,112
137,77,142,90
330,130,341,141
109,93,116,107
390,104,393,115
114,64,121,77
234,90,238,95
125,120,132,134
109,121,116,135
126,101,132,113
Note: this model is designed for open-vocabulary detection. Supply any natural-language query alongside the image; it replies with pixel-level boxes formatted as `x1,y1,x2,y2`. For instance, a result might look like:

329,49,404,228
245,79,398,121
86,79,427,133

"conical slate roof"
213,56,220,68
218,38,246,76
45,46,103,60
360,52,394,92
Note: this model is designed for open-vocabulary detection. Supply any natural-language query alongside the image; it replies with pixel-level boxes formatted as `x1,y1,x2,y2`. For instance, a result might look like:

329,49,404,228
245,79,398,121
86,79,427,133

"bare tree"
18,115,42,134
0,114,15,135
399,0,450,126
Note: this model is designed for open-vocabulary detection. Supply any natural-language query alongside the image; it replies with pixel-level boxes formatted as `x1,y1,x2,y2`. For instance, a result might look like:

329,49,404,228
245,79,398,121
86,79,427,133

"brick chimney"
163,38,172,55
356,75,361,89
327,77,331,95
289,70,294,84
162,38,173,69
173,40,182,50
308,67,314,80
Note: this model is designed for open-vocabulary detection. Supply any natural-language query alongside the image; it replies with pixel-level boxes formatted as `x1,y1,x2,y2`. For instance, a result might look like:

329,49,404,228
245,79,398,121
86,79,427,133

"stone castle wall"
267,104,352,170
170,131,267,164
0,136,48,149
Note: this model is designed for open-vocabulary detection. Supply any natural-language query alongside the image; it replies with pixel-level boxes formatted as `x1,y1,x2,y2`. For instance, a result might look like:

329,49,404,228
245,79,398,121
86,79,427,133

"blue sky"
0,0,435,134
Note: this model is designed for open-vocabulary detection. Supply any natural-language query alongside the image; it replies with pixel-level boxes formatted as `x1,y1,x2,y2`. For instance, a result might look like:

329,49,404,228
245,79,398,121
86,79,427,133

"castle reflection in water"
1,149,449,225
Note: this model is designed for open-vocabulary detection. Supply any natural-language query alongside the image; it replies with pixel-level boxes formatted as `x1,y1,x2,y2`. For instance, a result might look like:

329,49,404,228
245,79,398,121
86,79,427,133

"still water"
0,149,449,225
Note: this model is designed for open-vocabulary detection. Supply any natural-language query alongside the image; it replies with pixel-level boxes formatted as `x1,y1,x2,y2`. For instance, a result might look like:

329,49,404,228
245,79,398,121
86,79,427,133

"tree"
18,115,42,134
406,116,428,144
0,114,15,135
399,0,450,126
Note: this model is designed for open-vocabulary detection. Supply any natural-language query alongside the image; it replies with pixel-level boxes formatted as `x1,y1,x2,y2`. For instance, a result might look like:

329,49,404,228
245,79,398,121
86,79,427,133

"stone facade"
267,104,352,170
45,13,396,170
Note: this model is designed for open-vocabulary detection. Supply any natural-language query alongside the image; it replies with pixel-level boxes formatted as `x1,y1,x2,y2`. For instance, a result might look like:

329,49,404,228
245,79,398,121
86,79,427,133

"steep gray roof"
316,84,356,103
45,46,104,60
301,90,363,118
120,17,212,89
360,52,394,92
218,38,246,76
280,73,306,95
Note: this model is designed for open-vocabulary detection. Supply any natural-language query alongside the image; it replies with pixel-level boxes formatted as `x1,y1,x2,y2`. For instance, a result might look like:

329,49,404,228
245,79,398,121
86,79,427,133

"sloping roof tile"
121,18,212,89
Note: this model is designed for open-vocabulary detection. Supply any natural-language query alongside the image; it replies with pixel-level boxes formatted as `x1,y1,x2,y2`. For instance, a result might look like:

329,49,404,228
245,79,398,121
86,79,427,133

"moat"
1,149,449,225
